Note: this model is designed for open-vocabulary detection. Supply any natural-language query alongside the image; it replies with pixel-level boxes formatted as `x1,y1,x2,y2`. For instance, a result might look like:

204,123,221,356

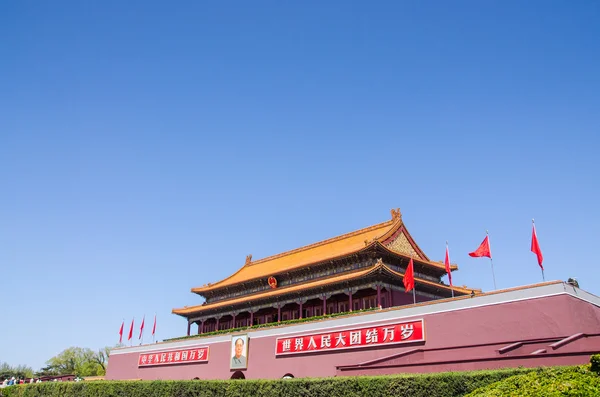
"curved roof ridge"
378,223,429,261
369,241,457,272
248,219,397,266
191,216,401,293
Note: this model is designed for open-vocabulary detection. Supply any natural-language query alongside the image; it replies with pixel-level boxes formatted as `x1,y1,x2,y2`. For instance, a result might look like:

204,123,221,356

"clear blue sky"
1,1,598,371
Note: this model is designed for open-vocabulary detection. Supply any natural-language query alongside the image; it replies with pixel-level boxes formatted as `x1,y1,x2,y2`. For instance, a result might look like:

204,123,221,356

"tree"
35,364,59,377
92,346,112,373
43,347,104,377
0,362,34,380
41,345,119,377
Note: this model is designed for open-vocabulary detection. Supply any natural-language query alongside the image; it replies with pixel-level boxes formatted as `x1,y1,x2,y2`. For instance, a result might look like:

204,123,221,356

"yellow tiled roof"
192,209,438,293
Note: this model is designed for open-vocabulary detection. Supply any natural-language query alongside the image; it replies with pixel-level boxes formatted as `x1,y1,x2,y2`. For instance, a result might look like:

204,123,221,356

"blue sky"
1,1,598,371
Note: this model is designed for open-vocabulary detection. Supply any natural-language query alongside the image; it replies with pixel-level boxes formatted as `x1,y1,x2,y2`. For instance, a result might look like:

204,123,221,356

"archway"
282,373,294,379
230,371,245,379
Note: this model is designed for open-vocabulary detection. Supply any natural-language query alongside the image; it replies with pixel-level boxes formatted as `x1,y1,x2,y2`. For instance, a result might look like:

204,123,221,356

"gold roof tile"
193,210,424,293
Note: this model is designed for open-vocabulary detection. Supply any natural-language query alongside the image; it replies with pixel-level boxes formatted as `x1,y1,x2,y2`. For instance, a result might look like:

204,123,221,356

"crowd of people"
0,377,41,387
1,376,83,388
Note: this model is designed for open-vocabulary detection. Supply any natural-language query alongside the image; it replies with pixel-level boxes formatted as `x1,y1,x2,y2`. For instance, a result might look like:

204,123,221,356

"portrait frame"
230,334,249,370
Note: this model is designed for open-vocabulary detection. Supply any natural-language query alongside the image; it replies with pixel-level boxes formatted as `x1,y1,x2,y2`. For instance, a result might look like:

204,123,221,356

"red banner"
275,319,424,355
138,347,209,367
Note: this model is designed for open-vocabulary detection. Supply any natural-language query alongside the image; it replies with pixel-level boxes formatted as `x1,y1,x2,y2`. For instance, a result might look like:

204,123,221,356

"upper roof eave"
190,209,457,295
191,213,402,294
174,261,477,317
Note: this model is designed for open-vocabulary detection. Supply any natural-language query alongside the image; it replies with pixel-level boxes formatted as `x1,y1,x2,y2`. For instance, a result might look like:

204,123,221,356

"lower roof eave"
116,281,595,355
176,279,469,320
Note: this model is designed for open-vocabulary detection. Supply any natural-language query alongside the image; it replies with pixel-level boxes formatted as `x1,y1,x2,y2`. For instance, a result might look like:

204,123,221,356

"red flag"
445,245,453,287
531,223,544,270
469,235,492,258
118,321,124,344
152,315,156,336
139,316,145,340
403,258,415,292
128,319,134,341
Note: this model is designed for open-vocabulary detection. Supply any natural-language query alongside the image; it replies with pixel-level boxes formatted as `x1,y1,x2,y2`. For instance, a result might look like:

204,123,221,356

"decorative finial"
391,208,402,221
245,254,252,265
567,278,579,288
376,258,383,266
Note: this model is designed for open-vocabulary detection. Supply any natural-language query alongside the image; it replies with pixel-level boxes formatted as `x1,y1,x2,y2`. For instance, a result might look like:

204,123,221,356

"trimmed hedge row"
0,367,548,397
466,365,600,396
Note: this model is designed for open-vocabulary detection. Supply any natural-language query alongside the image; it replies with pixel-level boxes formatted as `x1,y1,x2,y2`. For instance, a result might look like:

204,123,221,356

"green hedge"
0,367,549,397
4,362,598,397
465,365,600,396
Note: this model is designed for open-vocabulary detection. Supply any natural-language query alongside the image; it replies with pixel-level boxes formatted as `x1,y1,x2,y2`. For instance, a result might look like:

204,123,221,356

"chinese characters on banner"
275,319,424,355
138,347,209,367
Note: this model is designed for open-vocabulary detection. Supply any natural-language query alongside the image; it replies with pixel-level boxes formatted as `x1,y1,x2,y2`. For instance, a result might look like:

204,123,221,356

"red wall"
106,293,600,380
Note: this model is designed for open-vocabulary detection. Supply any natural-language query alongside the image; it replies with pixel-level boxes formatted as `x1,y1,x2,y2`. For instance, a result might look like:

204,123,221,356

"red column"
349,291,353,311
250,311,254,326
187,322,191,336
216,317,220,331
299,302,303,319
198,321,204,334
323,296,327,314
232,313,236,329
277,305,281,322
377,285,381,308
389,289,393,308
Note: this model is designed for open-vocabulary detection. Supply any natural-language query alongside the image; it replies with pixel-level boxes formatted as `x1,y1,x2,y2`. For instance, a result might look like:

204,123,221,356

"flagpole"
412,287,416,305
533,219,545,282
119,318,124,345
446,241,454,298
487,230,497,290
141,317,144,346
152,313,156,343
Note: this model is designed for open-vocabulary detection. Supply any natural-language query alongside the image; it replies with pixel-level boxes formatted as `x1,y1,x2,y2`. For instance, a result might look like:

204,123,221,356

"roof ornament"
567,278,579,288
376,258,384,266
245,254,252,265
365,237,378,246
391,208,402,221
268,276,278,289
